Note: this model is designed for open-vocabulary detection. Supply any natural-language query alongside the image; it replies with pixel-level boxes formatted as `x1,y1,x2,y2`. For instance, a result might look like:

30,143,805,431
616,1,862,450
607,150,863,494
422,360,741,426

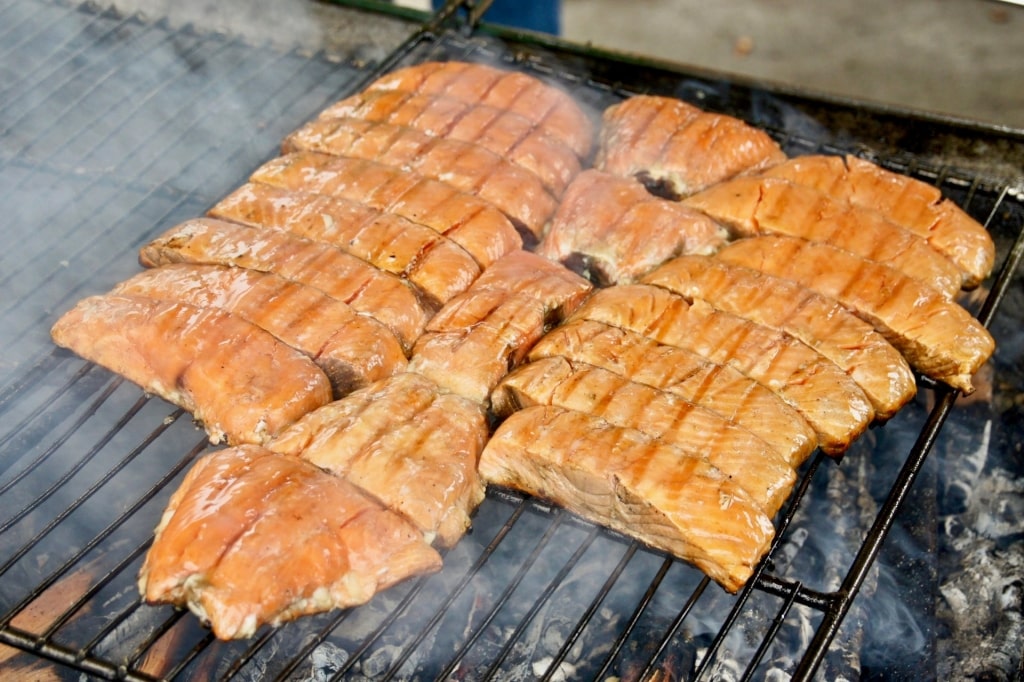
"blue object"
432,0,561,34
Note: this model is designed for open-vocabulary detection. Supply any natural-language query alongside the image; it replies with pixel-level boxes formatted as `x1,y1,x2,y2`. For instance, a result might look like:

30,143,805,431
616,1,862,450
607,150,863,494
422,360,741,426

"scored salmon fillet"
50,295,332,445
643,255,916,419
569,284,874,454
250,152,521,267
316,89,581,196
209,182,481,306
683,176,963,298
716,235,996,393
528,319,818,467
596,94,786,198
537,169,729,284
492,357,796,515
480,405,776,592
139,445,442,639
112,264,407,397
268,373,488,547
759,154,995,287
139,217,432,352
281,118,557,239
351,61,594,159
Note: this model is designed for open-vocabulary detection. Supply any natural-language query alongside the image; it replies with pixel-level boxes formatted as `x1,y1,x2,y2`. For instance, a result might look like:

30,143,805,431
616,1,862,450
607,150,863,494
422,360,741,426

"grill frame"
2,1,1023,680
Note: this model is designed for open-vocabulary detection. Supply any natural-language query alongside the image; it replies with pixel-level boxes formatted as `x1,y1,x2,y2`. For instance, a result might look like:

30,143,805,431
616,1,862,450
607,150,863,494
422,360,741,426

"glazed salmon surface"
209,182,481,306
759,154,995,287
716,235,995,393
569,284,874,454
50,295,332,445
139,446,442,639
356,61,594,158
112,264,408,397
684,176,963,298
528,319,818,467
492,357,796,514
643,255,917,419
538,170,729,284
479,405,776,592
282,118,557,239
317,89,581,195
269,372,488,547
250,152,521,266
139,217,432,351
596,95,786,198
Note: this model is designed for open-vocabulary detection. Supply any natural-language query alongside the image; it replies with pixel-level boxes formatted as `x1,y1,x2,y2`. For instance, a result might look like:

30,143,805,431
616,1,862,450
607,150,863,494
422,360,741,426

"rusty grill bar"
2,1,1023,680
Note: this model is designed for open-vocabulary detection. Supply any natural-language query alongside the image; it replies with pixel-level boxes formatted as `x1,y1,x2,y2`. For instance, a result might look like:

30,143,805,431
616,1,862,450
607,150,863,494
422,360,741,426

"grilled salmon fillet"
528,319,817,467
139,217,432,352
537,170,729,284
569,284,874,454
139,445,442,639
596,95,786,198
350,61,594,159
317,89,581,196
759,154,995,287
716,235,995,393
269,372,488,547
479,405,776,592
684,176,962,298
250,152,522,266
643,255,917,419
50,295,332,445
209,182,481,306
492,357,796,515
112,264,407,397
281,118,557,239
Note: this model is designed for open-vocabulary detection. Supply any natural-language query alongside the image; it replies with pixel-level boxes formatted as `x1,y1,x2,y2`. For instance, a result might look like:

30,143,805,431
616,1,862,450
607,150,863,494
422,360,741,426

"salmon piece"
643,255,916,420
282,118,557,239
569,284,874,454
596,95,786,198
528,319,817,467
269,373,488,547
250,152,521,266
210,182,481,306
683,176,962,298
50,295,331,445
759,154,995,287
537,170,729,284
480,405,776,592
139,445,442,639
318,89,581,196
112,264,407,397
492,357,795,514
354,61,594,159
716,235,996,393
139,217,432,352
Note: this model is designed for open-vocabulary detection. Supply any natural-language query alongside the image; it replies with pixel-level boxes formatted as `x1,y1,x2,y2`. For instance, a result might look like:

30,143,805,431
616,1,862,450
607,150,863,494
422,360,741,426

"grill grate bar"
740,581,803,680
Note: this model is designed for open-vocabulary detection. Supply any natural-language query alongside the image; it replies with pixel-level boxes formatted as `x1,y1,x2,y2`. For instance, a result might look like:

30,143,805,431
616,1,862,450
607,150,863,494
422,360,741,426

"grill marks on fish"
209,182,481,306
643,255,917,420
683,176,963,298
269,372,488,548
596,95,786,199
537,169,729,284
479,405,776,593
569,284,874,454
111,263,407,398
50,295,332,445
250,151,521,267
716,235,995,393
139,217,432,352
139,446,442,640
758,154,995,287
528,319,818,467
492,356,796,515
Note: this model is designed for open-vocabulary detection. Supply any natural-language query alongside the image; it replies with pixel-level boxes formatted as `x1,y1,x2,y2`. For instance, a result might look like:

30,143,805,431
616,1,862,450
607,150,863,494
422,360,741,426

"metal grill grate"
2,1,1023,680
